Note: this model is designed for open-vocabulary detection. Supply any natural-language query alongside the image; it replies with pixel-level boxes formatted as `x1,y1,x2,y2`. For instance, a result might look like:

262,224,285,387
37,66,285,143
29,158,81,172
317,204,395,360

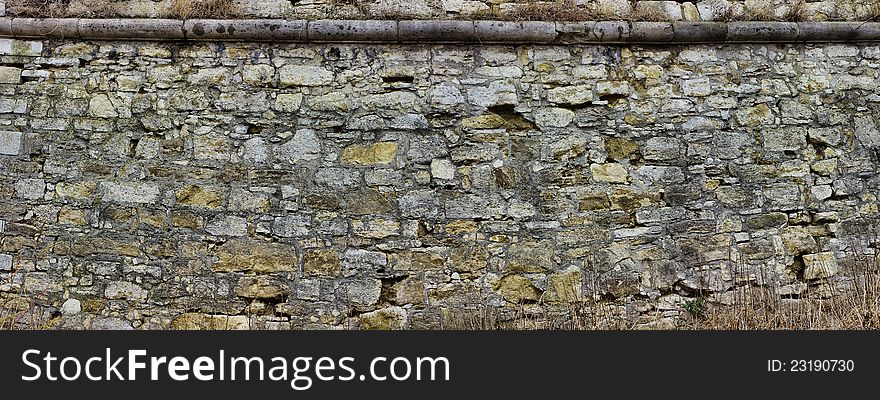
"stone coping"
1,18,880,43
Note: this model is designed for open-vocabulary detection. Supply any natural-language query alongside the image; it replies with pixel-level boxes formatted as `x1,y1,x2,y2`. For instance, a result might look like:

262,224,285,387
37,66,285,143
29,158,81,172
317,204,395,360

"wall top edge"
1,19,880,44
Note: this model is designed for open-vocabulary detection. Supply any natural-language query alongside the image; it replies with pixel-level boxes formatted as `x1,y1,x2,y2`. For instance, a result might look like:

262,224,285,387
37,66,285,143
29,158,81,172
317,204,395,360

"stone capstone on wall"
2,31,880,329
2,1,879,22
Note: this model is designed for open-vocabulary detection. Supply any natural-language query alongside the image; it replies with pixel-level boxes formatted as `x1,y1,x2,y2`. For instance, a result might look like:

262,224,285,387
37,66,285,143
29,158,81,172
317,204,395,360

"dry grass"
164,0,239,19
693,254,880,330
628,4,668,22
4,0,72,18
501,0,597,22
6,0,240,19
781,0,808,22
440,229,880,331
0,269,59,330
742,3,780,22
864,1,880,22
329,0,369,17
6,0,118,18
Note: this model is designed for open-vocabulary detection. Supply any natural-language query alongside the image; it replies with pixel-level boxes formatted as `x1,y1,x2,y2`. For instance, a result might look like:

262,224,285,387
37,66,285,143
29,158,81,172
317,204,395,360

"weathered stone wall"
1,1,878,21
2,35,880,329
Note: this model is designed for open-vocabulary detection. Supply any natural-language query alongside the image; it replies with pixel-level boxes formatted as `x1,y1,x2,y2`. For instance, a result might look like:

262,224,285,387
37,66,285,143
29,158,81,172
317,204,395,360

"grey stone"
431,83,465,108
279,65,334,87
80,19,185,40
445,194,506,219
309,20,397,42
14,178,44,200
431,159,456,180
315,168,361,189
633,166,686,185
101,182,160,204
390,114,429,130
206,215,248,237
807,127,842,146
764,128,807,152
0,66,20,84
547,85,593,105
407,135,449,163
399,190,442,219
630,22,674,42
90,317,134,330
591,21,631,42
534,107,575,129
12,18,80,38
763,184,803,211
105,281,148,302
728,22,799,42
0,253,11,271
855,116,880,148
643,137,682,161
183,19,306,41
241,137,270,163
342,279,382,307
474,21,556,43
344,249,387,269
61,298,81,316
0,39,42,56
0,131,22,155
272,214,311,238
467,81,518,108
681,77,712,96
399,20,476,42
275,129,321,162
672,22,727,41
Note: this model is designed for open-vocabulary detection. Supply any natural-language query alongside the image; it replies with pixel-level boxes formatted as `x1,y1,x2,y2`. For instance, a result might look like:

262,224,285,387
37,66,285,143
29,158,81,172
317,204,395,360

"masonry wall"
1,36,879,329
1,1,877,21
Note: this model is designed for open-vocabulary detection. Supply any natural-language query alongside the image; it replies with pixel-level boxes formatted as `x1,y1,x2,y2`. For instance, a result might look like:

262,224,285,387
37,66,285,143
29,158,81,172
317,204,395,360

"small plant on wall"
165,0,240,19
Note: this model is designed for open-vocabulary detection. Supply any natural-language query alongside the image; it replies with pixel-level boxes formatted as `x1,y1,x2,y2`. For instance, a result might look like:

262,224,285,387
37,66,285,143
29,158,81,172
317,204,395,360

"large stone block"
279,65,334,86
803,252,839,280
303,248,340,277
212,240,298,273
101,182,160,204
340,142,398,165
0,131,23,156
0,66,21,84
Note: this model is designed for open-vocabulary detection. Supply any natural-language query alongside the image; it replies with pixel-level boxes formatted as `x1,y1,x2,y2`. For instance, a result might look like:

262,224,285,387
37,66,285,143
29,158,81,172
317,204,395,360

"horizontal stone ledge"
2,18,880,43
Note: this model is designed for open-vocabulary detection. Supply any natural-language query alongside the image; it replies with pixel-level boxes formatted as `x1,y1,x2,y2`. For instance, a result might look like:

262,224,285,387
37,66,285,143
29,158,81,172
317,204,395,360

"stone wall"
2,33,880,329
1,1,878,21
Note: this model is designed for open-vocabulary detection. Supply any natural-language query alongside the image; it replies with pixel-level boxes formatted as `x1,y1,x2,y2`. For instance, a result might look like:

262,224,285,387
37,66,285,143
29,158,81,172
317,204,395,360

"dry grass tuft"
865,1,880,22
500,0,596,22
716,4,744,22
66,0,117,18
781,0,808,22
628,5,668,22
742,3,780,22
5,0,71,18
6,0,117,18
165,0,240,19
688,228,880,330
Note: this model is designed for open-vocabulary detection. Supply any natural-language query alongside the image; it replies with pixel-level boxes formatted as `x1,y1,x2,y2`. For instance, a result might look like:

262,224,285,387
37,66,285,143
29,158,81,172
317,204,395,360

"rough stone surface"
1,37,878,330
0,130,22,155
0,1,874,23
803,252,840,280
61,298,81,316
